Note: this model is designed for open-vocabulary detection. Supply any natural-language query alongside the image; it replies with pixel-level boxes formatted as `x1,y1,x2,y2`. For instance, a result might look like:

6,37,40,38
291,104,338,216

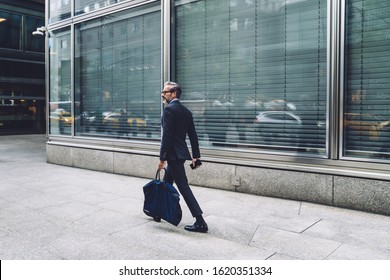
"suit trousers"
165,160,203,218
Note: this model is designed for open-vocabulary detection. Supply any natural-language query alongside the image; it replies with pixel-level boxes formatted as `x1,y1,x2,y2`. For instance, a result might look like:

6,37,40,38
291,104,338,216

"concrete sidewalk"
0,134,390,260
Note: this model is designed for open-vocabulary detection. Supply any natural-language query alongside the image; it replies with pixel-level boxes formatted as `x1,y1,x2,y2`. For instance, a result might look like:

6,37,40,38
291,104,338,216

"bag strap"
155,168,167,181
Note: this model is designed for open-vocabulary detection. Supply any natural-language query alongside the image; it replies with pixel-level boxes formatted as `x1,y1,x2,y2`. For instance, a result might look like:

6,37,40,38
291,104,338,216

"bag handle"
155,168,167,181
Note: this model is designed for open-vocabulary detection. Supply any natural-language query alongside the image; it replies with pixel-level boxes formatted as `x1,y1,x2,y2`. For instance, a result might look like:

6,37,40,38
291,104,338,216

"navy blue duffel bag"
143,169,182,226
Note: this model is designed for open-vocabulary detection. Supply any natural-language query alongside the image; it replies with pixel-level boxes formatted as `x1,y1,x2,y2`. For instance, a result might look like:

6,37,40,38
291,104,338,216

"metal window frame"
45,0,390,181
338,0,390,164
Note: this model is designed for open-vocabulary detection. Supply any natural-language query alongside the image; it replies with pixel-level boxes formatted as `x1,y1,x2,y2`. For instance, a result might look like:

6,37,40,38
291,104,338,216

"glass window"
344,0,390,160
74,5,161,139
0,80,45,134
0,60,44,79
0,11,22,50
0,96,44,134
76,0,128,16
174,0,327,155
25,16,45,53
49,27,72,136
49,0,71,23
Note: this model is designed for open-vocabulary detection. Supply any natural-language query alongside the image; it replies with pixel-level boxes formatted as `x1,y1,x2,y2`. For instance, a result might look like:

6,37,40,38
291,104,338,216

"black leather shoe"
153,216,161,222
184,222,208,233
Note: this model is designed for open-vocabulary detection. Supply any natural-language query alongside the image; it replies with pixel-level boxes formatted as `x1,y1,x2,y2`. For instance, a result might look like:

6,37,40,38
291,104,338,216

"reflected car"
102,112,147,131
49,110,73,133
80,111,97,123
344,113,390,141
79,111,97,132
253,111,302,145
263,99,296,111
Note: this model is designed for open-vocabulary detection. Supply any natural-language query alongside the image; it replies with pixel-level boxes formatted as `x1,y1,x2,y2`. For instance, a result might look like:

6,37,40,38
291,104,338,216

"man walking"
157,81,208,233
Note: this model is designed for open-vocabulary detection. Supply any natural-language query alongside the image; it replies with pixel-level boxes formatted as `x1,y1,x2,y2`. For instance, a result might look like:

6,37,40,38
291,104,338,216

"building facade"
0,0,45,135
45,0,390,215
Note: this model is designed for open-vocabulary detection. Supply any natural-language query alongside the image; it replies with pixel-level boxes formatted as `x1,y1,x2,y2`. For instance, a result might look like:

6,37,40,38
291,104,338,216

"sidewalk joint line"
300,218,323,234
298,201,302,215
325,243,343,260
265,252,277,260
248,224,260,246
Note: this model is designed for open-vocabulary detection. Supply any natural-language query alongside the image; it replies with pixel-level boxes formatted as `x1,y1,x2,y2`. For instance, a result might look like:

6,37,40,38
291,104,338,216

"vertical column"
70,23,75,136
328,0,342,159
45,0,50,136
162,0,171,83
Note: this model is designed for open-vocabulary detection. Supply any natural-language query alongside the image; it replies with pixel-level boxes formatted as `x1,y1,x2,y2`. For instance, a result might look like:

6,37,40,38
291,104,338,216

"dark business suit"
160,100,203,217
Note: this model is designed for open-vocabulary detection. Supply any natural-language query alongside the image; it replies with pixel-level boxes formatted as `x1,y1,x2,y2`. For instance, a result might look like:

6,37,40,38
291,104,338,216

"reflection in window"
0,60,44,79
75,0,123,16
0,11,21,49
49,28,72,135
49,0,71,23
74,6,161,139
0,97,45,133
175,0,327,155
25,16,45,52
344,0,390,160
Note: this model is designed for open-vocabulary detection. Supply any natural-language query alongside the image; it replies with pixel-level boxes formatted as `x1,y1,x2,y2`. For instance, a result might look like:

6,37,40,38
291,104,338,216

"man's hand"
191,158,202,169
158,160,166,171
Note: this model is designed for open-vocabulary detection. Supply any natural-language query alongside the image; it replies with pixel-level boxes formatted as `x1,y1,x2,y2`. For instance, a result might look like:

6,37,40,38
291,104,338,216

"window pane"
25,16,45,53
0,60,44,79
344,0,390,160
49,28,72,135
0,11,21,50
49,0,71,23
175,0,327,155
75,0,144,16
0,95,44,134
75,6,161,139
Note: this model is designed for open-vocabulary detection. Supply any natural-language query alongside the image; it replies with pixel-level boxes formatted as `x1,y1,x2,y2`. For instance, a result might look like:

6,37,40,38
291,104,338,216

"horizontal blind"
175,0,327,154
344,0,390,160
75,7,161,139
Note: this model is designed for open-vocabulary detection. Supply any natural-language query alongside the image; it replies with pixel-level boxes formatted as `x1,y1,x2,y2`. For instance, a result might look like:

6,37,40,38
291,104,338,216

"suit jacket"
160,100,200,161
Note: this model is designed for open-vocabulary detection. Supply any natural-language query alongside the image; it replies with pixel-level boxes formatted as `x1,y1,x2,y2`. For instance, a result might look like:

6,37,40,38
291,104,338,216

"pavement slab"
1,134,390,260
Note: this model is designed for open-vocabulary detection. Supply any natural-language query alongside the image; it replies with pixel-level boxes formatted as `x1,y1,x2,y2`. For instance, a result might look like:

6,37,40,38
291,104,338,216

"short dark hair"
164,81,182,98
